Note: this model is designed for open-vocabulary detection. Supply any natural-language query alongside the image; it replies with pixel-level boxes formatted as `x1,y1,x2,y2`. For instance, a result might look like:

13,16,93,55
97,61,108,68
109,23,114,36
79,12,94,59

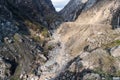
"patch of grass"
103,40,120,49
33,36,41,42
25,20,43,31
25,20,50,38
47,45,54,50
41,28,49,38
116,70,120,76
13,33,21,41
115,40,120,44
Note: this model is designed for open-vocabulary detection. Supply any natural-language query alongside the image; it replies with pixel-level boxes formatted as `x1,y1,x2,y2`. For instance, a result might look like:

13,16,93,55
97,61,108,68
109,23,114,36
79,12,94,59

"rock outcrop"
60,0,98,21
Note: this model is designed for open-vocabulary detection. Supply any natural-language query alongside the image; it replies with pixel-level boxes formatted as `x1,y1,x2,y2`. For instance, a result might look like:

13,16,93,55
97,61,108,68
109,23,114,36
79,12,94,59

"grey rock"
83,73,101,80
0,57,11,79
110,46,120,57
38,54,47,61
60,0,97,21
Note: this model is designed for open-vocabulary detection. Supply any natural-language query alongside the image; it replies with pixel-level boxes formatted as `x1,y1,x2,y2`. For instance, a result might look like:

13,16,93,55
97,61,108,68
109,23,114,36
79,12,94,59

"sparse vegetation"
103,40,120,49
25,20,50,38
47,45,54,50
25,20,43,31
116,70,120,76
13,33,21,41
41,28,49,37
33,36,41,42
94,68,113,80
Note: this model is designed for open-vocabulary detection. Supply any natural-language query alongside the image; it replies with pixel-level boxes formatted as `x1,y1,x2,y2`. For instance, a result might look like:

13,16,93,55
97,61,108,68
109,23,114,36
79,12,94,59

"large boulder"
111,46,120,57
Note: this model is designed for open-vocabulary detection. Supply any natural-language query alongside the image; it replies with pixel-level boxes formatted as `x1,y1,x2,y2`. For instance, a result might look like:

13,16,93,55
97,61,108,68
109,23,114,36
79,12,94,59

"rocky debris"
80,49,115,71
4,37,14,44
20,74,39,80
0,57,11,80
39,33,72,80
83,73,101,80
38,54,47,61
0,33,49,79
48,48,120,80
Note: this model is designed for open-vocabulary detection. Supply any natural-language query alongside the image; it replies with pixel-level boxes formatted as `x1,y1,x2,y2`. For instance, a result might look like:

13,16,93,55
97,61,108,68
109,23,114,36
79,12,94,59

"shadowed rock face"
60,0,98,21
60,0,120,24
0,0,63,30
6,0,56,20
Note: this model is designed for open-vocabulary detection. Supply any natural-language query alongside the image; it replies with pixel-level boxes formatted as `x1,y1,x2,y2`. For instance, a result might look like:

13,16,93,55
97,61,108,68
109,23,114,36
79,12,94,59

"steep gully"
39,32,71,80
39,0,98,79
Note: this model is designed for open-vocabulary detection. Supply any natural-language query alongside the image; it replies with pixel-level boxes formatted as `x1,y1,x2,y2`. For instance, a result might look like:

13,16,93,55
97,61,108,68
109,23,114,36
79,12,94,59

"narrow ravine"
39,31,71,80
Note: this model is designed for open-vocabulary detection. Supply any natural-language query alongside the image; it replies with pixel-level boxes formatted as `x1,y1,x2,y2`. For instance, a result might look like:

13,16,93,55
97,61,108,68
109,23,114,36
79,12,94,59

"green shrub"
13,33,22,41
103,40,120,49
41,28,49,37
116,70,120,76
25,20,42,31
33,36,41,42
48,45,54,50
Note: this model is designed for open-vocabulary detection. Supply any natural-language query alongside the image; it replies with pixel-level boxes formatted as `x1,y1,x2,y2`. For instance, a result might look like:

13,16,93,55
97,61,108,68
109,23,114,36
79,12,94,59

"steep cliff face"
0,0,63,29
60,0,98,21
6,0,55,22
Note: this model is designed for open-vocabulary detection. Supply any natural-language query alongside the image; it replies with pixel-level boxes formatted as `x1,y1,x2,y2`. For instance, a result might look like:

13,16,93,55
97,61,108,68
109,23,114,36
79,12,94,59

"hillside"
39,0,120,80
0,0,120,80
0,0,62,79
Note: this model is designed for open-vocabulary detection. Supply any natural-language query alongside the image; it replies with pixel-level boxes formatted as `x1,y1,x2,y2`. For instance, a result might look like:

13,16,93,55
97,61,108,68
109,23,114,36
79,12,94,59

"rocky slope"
39,0,120,80
0,0,62,79
1,0,63,30
60,0,98,21
0,0,120,80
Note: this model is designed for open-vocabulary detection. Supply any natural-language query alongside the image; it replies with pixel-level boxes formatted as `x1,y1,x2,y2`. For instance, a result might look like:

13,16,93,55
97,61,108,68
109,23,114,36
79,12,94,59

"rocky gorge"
0,0,120,80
